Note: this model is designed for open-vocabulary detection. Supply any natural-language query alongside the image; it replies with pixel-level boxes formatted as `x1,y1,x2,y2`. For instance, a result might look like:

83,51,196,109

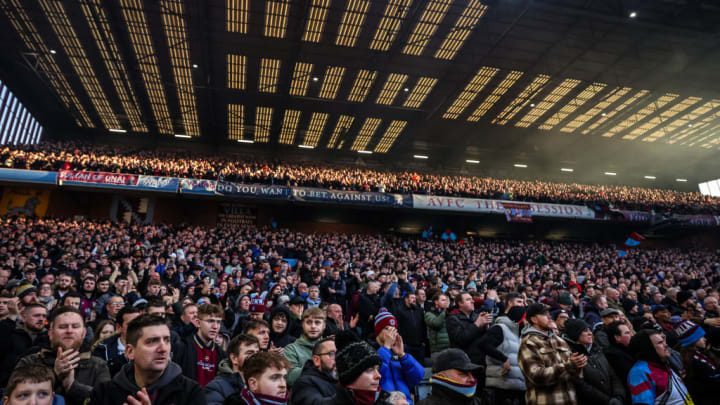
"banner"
215,181,291,199
412,195,596,219
137,175,179,192
217,203,257,227
501,202,533,223
58,170,138,187
0,188,50,217
0,168,57,184
179,178,216,194
291,187,403,207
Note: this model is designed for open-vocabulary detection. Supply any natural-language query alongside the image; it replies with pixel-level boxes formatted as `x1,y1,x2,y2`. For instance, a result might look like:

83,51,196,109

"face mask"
508,306,527,323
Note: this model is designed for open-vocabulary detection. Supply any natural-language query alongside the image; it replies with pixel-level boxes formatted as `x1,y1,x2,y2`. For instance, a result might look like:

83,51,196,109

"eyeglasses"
316,351,336,358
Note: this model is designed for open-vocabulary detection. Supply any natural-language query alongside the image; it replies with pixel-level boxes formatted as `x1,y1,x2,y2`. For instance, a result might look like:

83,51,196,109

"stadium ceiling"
2,0,720,183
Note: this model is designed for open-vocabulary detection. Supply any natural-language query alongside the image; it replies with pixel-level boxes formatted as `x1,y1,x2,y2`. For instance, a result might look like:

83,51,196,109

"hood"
269,305,292,336
521,325,551,338
493,315,521,333
114,360,182,394
295,335,320,349
217,357,235,375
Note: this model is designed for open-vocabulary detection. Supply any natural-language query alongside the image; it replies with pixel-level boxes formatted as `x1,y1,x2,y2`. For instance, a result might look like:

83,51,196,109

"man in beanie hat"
16,283,39,307
334,330,384,405
373,308,424,405
478,292,526,404
249,298,267,321
627,329,693,405
417,348,482,405
518,303,584,405
560,319,625,405
674,320,720,405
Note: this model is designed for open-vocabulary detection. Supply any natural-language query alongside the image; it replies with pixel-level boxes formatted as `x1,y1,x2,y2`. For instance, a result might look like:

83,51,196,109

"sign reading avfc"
412,195,595,219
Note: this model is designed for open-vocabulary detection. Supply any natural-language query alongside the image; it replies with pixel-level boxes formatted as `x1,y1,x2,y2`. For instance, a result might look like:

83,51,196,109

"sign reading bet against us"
412,194,596,220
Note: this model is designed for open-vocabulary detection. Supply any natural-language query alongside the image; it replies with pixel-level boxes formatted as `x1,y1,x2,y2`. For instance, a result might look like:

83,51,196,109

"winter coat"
283,335,321,387
603,342,635,384
357,292,381,339
563,339,625,405
88,361,205,405
204,358,244,405
384,283,425,347
333,386,392,405
324,277,347,305
483,316,525,391
92,334,128,377
16,349,111,405
592,323,610,350
582,303,602,327
446,311,487,366
0,322,49,387
683,348,720,405
517,326,579,405
416,383,482,405
172,333,227,383
269,306,297,348
376,346,425,405
424,308,449,353
290,360,337,405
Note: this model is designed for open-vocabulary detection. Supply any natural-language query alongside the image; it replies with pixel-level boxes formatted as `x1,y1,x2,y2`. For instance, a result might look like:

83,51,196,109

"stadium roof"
1,0,720,187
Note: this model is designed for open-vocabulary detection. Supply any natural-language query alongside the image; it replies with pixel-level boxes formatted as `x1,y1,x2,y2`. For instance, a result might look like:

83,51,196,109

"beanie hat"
335,330,382,386
563,319,590,342
622,299,638,314
673,320,705,347
249,298,266,313
374,308,397,337
16,284,38,299
558,292,573,306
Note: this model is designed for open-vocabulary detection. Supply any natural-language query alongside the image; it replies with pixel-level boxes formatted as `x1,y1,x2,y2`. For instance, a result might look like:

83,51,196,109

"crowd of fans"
3,141,719,215
0,215,718,405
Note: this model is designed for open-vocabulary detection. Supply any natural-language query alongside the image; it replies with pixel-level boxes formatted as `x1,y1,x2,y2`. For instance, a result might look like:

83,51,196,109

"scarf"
239,387,288,405
349,388,378,405
430,374,477,398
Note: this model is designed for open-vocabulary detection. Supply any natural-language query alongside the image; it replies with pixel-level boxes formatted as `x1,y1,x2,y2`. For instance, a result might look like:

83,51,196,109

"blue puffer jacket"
377,346,425,405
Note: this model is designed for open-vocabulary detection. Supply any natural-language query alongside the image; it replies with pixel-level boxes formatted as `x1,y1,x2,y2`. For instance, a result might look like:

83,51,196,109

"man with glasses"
173,304,226,387
291,337,338,405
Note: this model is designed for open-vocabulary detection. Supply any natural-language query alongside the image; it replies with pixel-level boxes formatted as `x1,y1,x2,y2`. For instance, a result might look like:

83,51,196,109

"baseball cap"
600,308,621,317
525,303,549,320
432,348,483,373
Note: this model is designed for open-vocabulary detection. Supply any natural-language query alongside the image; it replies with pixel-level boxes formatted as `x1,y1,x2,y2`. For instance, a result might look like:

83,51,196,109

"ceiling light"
174,134,191,139
604,172,616,176
514,164,527,168
358,150,373,154
629,11,637,18
49,49,57,54
109,128,127,133
298,144,314,149
644,175,656,179
465,159,480,164
530,103,535,107
312,77,319,82
688,124,693,127
601,113,607,116
676,178,688,182
237,139,254,144
413,154,429,159
192,64,198,69
561,168,573,172
403,87,409,92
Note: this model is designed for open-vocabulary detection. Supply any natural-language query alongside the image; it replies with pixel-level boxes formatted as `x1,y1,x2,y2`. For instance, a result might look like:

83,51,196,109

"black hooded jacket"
290,360,338,405
269,305,297,348
88,361,205,405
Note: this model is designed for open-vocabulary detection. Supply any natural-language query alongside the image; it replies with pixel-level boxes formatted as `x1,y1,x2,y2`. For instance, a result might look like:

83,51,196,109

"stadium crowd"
0,215,718,405
3,141,719,215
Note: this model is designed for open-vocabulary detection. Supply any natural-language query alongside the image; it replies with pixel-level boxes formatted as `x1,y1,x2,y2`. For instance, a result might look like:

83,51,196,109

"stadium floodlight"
237,139,254,144
413,154,429,159
604,172,616,176
174,134,191,138
358,150,373,154
629,11,637,18
50,49,57,54
465,159,480,164
676,178,688,182
644,176,656,179
561,168,573,172
699,179,720,197
298,144,314,149
109,128,127,133
514,164,527,168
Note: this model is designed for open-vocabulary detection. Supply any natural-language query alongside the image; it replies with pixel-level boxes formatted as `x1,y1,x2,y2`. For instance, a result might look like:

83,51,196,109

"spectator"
88,315,205,405
16,306,110,405
552,309,570,332
283,307,326,387
603,320,636,384
244,319,271,352
424,292,450,356
518,303,583,405
325,270,346,307
269,305,296,349
583,295,607,327
2,364,58,405
173,303,226,386
627,329,693,404
652,305,680,348
91,320,116,346
593,308,621,350
324,303,359,337
383,282,425,363
0,303,49,387
205,334,259,405
286,296,305,339
417,348,482,405
92,306,141,377
479,292,526,404
373,309,424,405
306,286,321,308
561,319,625,405
290,337,338,405
446,292,493,384
224,352,291,405
334,330,384,405
357,281,382,341
674,320,720,405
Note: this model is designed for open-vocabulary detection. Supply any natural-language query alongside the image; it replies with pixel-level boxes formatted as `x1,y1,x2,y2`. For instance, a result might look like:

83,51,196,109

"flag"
618,232,644,260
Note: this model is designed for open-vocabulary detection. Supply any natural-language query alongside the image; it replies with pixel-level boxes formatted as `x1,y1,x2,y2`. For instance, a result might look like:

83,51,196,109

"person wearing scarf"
675,319,720,405
225,351,291,405
417,348,482,405
334,330,386,405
